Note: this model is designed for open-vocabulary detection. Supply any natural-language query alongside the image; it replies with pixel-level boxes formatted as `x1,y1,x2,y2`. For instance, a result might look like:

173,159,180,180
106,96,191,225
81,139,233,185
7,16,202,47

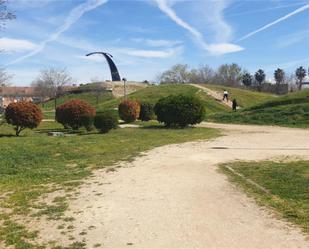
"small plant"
154,94,205,128
5,101,43,136
118,100,140,123
139,102,155,121
94,111,118,133
56,99,96,130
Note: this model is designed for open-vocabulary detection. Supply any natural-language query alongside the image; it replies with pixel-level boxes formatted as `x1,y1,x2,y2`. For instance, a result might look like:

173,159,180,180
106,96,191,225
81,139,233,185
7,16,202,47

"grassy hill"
209,89,309,128
205,84,276,108
42,92,114,111
96,84,229,115
43,84,230,117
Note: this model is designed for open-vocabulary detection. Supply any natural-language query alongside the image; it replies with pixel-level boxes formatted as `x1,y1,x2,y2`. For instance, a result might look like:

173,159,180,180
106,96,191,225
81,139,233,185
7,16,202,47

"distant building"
0,87,40,110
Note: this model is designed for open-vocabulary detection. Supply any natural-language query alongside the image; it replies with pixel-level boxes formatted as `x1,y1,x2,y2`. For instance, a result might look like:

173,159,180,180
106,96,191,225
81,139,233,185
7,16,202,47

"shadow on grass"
0,134,16,138
141,124,196,130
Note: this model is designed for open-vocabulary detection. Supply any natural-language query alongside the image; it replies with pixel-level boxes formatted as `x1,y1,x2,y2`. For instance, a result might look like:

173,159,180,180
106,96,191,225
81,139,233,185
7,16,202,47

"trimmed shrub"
5,101,43,136
56,99,96,130
139,102,155,121
118,100,140,123
94,111,118,133
154,94,205,128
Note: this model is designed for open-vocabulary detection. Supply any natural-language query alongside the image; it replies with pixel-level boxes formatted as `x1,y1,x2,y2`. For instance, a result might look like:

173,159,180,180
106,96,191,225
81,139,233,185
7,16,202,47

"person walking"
223,90,229,102
232,98,238,111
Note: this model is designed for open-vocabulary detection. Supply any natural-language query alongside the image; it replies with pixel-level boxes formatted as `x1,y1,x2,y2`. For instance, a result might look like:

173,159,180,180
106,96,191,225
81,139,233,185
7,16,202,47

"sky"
1,0,309,86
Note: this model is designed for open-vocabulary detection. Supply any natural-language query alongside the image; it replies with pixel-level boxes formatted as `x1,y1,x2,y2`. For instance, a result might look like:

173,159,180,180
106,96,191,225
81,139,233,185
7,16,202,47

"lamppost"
122,78,127,99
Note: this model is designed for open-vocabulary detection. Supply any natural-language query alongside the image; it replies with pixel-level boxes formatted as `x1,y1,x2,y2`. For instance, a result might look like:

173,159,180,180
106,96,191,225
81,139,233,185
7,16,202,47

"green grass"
40,84,229,119
0,120,220,248
205,84,276,107
42,92,114,111
209,89,309,128
97,84,229,114
220,160,309,233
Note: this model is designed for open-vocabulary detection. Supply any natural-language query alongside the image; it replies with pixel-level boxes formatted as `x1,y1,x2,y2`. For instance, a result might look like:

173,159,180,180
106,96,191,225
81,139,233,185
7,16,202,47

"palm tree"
254,69,265,91
274,68,285,94
295,66,306,90
242,72,252,87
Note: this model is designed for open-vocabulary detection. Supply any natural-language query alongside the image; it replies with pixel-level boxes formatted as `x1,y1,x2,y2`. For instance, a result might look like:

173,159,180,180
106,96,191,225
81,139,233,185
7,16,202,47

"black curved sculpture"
86,52,121,81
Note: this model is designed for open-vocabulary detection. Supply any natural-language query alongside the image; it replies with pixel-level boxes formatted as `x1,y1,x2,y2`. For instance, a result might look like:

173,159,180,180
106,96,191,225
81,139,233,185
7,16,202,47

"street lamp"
122,78,127,99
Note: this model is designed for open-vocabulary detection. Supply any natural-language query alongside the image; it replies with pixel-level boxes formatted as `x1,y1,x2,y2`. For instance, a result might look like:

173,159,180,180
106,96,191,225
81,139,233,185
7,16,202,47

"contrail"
237,4,309,42
7,0,108,66
154,0,243,55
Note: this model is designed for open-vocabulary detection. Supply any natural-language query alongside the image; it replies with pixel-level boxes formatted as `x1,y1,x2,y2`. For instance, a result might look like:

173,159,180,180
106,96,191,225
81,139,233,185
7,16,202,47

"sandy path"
191,84,234,108
35,123,309,248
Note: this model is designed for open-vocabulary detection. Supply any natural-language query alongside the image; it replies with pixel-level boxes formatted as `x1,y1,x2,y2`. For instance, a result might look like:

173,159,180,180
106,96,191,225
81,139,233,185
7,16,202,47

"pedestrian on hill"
223,90,229,101
232,99,238,111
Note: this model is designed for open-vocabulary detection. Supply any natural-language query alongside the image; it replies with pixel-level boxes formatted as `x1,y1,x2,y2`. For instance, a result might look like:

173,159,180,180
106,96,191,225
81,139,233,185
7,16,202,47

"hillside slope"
97,84,229,115
205,84,276,108
209,90,309,128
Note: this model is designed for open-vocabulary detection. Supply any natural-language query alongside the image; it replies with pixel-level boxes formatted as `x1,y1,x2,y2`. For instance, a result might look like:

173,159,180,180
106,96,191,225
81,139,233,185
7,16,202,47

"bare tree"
158,64,189,84
188,65,214,84
32,68,72,111
215,63,242,86
0,68,12,86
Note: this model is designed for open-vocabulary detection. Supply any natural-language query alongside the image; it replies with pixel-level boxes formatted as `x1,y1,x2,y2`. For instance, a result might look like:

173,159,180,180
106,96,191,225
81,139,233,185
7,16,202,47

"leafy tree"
241,72,252,87
139,102,155,121
158,64,189,84
5,101,43,136
254,69,265,91
274,68,285,85
56,99,96,130
274,68,285,94
295,66,306,90
118,100,140,123
32,68,72,111
94,111,118,133
154,94,205,128
215,63,242,86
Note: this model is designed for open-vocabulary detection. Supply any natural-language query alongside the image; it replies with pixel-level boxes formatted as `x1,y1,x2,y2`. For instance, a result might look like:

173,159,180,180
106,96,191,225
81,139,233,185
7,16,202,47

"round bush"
139,102,155,121
118,100,140,123
94,111,118,133
56,99,96,130
5,101,43,136
154,94,205,127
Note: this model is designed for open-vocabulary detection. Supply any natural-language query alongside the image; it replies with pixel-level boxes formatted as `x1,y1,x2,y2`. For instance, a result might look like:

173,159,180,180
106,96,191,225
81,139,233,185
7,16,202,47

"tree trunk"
15,126,21,136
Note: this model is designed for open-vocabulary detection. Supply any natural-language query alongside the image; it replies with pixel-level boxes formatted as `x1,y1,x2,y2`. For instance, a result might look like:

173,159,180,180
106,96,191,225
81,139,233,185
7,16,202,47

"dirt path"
191,84,235,109
34,123,309,248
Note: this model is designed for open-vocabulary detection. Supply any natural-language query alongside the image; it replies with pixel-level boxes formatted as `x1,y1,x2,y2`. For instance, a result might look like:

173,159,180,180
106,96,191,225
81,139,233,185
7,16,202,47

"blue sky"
1,0,309,86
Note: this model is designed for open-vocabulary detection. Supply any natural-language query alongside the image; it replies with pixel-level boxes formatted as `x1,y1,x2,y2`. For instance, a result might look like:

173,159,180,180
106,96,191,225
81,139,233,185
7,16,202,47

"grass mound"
205,84,276,107
97,84,229,115
209,89,309,128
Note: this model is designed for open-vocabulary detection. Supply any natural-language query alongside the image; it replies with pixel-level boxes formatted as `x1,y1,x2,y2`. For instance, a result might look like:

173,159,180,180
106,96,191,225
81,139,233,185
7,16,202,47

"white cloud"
237,4,309,42
153,0,244,55
207,43,244,55
131,38,182,47
0,37,37,52
120,47,183,58
7,0,109,66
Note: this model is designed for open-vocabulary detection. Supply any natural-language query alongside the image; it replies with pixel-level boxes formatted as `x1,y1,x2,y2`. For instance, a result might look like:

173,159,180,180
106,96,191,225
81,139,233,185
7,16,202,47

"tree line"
158,64,308,91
